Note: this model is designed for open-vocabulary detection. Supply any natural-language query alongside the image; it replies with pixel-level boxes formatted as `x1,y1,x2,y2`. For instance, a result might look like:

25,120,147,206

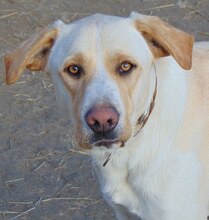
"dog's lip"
93,139,124,148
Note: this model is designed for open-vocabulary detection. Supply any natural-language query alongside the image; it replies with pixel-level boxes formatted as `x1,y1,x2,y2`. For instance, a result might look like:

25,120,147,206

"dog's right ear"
4,27,58,85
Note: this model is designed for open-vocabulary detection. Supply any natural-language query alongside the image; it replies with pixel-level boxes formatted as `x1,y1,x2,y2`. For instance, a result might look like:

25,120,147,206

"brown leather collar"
134,69,157,137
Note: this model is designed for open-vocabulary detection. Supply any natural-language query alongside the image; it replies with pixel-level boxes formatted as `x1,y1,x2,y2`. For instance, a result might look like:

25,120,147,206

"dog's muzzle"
85,104,120,147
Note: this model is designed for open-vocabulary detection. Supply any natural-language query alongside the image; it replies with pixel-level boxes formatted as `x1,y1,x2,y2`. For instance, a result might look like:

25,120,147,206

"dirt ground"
0,0,209,219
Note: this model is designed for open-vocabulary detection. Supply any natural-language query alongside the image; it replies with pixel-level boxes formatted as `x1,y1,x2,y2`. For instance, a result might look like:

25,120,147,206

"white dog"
4,12,209,220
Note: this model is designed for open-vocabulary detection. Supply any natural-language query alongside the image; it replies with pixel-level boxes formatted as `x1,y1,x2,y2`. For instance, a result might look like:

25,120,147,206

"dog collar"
134,69,157,137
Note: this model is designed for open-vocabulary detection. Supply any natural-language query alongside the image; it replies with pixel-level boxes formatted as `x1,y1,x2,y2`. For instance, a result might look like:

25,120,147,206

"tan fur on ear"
4,28,58,85
130,12,194,70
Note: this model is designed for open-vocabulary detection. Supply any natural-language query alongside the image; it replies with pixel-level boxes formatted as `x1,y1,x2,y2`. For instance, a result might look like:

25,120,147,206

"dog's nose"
85,105,119,134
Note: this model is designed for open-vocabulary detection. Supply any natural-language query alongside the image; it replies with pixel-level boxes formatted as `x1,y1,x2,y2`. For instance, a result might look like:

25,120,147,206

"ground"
0,0,209,219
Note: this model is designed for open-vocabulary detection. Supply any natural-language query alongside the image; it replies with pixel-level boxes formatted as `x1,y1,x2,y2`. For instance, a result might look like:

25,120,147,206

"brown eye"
65,65,82,78
119,62,134,75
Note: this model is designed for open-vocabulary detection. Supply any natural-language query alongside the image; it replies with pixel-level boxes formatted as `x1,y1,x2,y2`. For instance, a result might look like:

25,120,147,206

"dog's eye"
118,62,134,75
65,65,82,78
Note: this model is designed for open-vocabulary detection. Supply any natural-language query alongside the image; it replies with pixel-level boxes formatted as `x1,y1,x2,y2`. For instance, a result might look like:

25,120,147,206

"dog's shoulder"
191,42,209,85
193,42,209,64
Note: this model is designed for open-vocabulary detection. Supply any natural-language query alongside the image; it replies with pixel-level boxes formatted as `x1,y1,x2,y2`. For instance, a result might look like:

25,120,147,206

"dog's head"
4,12,193,150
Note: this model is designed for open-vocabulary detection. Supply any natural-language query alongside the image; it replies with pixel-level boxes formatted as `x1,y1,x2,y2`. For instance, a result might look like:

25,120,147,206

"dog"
4,12,209,220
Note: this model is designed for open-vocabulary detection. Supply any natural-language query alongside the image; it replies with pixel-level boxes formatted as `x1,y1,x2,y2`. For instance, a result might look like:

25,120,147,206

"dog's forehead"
52,14,150,67
72,14,144,52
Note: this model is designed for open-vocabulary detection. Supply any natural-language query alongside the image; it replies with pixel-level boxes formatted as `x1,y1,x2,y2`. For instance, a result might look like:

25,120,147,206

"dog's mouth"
93,139,125,148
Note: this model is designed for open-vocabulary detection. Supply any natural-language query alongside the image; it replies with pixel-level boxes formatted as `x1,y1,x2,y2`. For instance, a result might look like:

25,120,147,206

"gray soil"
0,0,209,219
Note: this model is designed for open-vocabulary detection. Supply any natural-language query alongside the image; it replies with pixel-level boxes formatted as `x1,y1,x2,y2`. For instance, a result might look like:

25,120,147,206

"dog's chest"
93,149,166,219
127,163,166,218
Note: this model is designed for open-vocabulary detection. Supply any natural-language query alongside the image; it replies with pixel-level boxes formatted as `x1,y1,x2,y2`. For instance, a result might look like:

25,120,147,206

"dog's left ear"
130,12,194,70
